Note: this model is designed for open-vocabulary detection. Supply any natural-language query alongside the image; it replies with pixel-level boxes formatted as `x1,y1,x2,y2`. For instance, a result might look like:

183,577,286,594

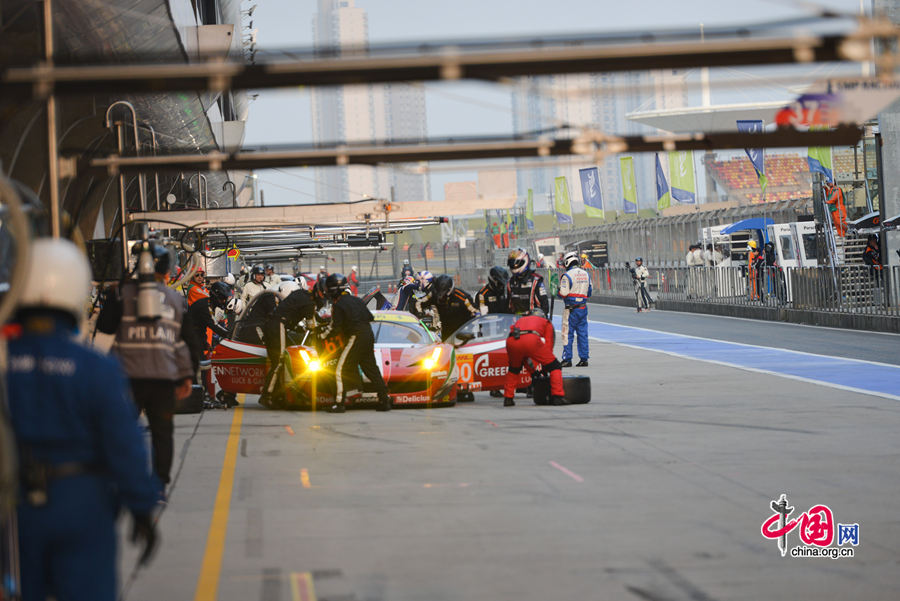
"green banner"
554,176,574,224
619,157,638,214
667,150,696,204
526,189,534,230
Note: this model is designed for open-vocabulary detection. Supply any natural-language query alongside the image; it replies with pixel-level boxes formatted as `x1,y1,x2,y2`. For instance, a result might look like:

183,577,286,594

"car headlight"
300,350,322,372
421,347,442,371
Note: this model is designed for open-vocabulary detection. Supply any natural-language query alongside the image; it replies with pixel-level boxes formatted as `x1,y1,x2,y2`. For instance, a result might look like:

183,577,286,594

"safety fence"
354,239,492,291
449,265,899,317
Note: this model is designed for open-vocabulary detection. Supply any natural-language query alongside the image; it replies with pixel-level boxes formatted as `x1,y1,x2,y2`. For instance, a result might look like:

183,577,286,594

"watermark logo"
761,494,858,558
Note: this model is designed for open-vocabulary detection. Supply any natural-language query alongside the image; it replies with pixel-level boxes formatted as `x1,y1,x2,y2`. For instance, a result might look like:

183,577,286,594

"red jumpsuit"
504,314,565,399
349,271,359,295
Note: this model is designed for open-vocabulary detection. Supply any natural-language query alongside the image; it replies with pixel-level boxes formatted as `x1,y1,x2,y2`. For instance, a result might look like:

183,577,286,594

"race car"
447,313,531,402
211,310,458,409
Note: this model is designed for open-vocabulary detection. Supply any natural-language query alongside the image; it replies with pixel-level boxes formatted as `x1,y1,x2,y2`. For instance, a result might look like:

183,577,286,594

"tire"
175,385,205,414
458,390,475,403
562,375,591,404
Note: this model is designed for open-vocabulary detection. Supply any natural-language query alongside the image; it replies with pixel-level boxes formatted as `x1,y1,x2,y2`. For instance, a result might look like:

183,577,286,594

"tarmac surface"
120,306,900,601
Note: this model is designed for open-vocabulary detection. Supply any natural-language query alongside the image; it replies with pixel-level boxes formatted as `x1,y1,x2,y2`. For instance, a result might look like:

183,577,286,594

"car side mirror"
454,332,475,347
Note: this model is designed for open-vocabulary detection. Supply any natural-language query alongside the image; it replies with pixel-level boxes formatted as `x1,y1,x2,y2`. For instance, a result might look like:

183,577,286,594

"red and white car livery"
211,310,458,409
448,314,531,399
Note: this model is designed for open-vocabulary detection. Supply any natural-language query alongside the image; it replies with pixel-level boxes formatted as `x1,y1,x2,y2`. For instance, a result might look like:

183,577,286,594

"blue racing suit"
558,265,592,362
6,314,160,601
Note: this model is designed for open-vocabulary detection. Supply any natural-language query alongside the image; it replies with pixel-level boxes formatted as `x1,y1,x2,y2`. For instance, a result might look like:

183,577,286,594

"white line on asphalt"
583,317,900,370
586,334,900,403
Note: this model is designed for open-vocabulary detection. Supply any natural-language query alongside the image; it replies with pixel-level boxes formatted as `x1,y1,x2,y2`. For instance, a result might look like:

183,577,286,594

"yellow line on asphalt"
300,468,311,489
193,396,245,601
290,572,317,601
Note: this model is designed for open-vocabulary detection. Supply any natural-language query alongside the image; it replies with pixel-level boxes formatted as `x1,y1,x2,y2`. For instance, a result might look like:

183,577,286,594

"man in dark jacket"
98,241,201,487
507,248,550,315
475,266,510,315
432,274,478,341
259,282,316,407
318,273,392,413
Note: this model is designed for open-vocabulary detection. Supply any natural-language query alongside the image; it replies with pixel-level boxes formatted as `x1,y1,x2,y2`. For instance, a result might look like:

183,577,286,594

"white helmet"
277,280,301,299
224,273,236,286
226,297,245,314
563,251,579,269
20,238,92,321
351,265,357,271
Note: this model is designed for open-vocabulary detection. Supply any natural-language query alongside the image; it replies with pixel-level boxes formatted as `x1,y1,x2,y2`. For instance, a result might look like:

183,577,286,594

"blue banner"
578,167,604,218
655,154,670,211
737,119,768,195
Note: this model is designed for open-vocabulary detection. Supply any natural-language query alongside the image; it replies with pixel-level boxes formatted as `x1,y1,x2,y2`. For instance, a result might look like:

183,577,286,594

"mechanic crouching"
259,281,316,408
318,274,392,413
503,309,567,407
432,275,478,341
8,239,160,601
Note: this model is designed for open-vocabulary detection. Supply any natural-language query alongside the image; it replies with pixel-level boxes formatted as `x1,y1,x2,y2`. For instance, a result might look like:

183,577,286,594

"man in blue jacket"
6,238,160,601
558,250,592,367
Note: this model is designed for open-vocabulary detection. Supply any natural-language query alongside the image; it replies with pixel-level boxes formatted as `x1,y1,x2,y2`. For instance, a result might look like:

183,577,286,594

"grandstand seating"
707,154,812,204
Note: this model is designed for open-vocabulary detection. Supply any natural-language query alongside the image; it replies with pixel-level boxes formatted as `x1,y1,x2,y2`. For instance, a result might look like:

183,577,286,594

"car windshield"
372,321,432,346
448,314,517,345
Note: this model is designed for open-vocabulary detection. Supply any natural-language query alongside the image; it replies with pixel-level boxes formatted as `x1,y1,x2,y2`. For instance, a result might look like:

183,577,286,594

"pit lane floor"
120,312,900,601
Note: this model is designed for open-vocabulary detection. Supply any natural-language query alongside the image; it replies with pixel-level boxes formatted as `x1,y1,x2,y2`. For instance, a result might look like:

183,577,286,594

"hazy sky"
241,0,867,206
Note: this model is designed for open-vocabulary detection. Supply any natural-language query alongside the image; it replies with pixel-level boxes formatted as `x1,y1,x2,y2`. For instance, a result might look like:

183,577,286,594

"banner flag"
667,151,696,203
807,143,834,183
737,119,768,196
526,189,534,230
554,176,574,224
655,153,671,211
619,157,638,214
578,167,605,219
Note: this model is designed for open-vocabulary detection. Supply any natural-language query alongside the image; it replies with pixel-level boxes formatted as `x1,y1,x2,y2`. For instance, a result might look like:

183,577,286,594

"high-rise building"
512,70,687,213
311,0,429,203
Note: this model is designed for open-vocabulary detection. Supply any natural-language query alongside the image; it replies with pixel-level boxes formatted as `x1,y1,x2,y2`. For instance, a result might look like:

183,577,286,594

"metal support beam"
2,30,889,98
129,197,514,230
83,126,864,176
43,0,61,238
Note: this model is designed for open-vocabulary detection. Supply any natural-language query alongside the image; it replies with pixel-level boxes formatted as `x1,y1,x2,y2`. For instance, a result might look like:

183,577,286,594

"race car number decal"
456,353,474,384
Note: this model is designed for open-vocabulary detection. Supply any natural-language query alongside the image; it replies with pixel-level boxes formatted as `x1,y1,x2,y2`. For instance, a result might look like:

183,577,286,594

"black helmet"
209,281,233,308
151,243,171,275
324,273,349,300
250,264,265,277
265,263,275,272
312,277,327,302
635,257,643,263
433,274,454,301
527,307,547,320
488,266,508,291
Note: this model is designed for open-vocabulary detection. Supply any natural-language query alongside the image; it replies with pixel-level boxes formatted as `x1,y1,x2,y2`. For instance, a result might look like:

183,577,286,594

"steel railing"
451,264,899,318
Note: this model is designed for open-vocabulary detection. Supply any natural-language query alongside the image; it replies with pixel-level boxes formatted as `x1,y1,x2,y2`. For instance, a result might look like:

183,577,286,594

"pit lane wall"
452,265,900,334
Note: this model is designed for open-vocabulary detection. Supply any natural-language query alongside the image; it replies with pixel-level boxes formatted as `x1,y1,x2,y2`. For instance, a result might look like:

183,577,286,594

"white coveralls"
558,266,592,363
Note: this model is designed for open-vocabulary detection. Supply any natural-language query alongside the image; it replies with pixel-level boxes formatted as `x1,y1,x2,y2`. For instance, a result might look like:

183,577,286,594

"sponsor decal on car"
393,393,431,404
214,364,265,386
475,354,507,378
456,353,474,383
